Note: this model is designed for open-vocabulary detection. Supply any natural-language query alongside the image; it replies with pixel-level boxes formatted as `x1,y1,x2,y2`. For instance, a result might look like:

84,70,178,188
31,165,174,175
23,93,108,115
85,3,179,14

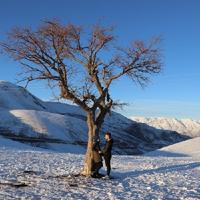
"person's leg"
91,162,97,177
92,162,103,177
96,162,102,174
105,158,111,176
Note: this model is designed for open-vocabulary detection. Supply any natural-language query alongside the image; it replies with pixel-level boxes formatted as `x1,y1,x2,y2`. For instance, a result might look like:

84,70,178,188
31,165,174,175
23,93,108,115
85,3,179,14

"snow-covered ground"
0,138,199,199
0,80,199,198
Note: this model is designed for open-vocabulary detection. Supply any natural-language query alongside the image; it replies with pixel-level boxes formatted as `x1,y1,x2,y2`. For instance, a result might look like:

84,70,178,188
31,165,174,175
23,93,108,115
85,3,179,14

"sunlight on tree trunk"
81,113,96,175
81,112,102,176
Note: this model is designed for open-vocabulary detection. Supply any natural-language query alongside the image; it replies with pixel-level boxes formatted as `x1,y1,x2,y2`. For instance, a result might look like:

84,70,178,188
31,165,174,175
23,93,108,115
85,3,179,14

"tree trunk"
81,112,99,176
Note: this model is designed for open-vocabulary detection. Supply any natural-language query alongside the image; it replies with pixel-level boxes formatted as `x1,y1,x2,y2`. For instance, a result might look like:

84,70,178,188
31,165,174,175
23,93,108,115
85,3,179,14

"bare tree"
0,20,163,176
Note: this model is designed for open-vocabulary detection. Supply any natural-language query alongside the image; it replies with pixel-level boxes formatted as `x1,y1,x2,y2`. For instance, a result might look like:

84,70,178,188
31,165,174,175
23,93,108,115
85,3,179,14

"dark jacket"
102,138,113,159
92,140,102,163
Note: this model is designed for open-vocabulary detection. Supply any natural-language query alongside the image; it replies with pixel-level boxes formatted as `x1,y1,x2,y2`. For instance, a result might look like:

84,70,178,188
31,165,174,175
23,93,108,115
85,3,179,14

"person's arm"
93,142,101,152
102,141,110,154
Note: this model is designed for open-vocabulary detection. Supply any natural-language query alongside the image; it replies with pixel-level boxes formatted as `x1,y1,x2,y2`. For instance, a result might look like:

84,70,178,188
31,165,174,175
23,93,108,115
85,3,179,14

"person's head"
104,132,111,141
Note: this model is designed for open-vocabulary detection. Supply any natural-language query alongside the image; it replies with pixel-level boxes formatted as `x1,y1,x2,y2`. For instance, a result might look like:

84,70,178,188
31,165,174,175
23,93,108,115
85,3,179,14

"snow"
0,136,40,151
0,80,46,110
147,137,200,157
0,145,199,199
0,81,191,154
0,108,85,140
9,109,88,141
133,116,200,137
0,81,199,198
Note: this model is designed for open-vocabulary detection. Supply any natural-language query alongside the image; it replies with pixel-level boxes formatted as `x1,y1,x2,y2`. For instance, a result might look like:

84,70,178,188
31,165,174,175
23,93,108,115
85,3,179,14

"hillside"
0,81,191,154
133,116,200,137
146,137,200,157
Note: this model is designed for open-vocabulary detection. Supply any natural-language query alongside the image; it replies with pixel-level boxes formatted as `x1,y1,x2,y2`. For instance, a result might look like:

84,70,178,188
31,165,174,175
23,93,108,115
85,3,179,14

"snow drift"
146,137,200,157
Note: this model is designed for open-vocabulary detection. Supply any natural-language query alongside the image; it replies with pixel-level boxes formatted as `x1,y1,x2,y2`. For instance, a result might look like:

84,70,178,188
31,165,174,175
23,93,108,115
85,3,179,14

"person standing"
100,132,113,177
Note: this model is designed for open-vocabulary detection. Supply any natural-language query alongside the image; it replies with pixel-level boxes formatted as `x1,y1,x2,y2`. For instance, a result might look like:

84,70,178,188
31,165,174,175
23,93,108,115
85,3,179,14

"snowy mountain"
132,116,200,137
0,81,46,110
0,81,190,154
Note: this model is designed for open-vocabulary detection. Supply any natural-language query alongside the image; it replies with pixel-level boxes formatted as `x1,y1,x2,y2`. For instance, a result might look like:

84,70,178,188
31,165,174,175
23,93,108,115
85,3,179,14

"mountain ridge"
132,116,200,137
0,80,192,154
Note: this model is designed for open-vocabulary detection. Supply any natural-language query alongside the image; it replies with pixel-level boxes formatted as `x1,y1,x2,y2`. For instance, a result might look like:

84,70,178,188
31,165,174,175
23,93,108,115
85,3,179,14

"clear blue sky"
0,0,200,119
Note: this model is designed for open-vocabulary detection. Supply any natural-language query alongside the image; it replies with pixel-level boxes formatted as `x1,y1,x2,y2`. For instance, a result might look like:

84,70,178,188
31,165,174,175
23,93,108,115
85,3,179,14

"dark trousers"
93,162,103,175
104,156,111,176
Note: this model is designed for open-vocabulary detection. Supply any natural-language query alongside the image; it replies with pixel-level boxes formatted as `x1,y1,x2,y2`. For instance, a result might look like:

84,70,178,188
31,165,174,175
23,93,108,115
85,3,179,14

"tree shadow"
145,150,190,157
113,162,200,179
